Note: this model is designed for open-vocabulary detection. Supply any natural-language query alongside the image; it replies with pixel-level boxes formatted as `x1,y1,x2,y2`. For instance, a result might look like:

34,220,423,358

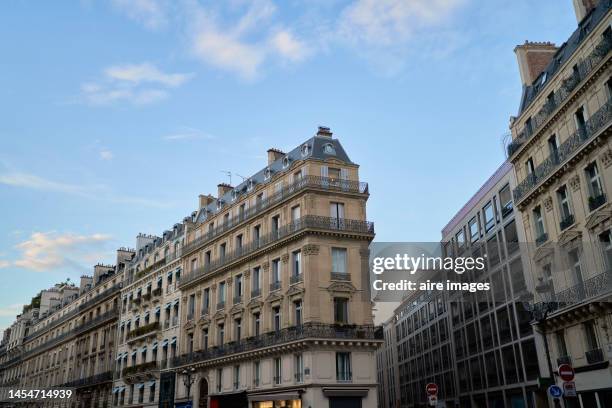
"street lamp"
181,367,196,402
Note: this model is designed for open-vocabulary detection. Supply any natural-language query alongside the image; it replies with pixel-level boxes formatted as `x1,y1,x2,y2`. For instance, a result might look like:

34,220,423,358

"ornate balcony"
535,233,548,247
122,361,159,379
171,323,382,369
589,193,607,212
290,274,303,284
586,348,605,364
126,322,160,342
270,281,281,292
537,271,612,316
507,35,611,158
513,99,612,204
559,214,575,231
331,272,350,281
181,215,374,288
182,176,369,256
62,371,113,388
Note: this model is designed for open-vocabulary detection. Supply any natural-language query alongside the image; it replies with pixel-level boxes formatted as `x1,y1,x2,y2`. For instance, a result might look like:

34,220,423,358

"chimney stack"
217,183,233,198
316,126,332,138
514,41,558,87
199,194,215,209
267,148,285,165
573,0,599,23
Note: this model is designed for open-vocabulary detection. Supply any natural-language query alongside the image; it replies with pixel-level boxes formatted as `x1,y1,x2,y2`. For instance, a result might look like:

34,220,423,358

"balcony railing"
62,371,113,388
126,322,160,340
586,348,605,364
251,288,261,298
182,175,369,256
181,215,374,288
122,361,159,377
152,287,162,297
535,233,548,247
134,257,167,282
513,98,612,203
171,323,382,368
539,271,612,315
217,302,225,310
559,214,575,231
507,35,611,158
337,371,353,382
290,274,303,284
556,355,572,366
589,193,607,212
201,307,209,316
331,272,350,281
233,296,243,305
270,281,281,292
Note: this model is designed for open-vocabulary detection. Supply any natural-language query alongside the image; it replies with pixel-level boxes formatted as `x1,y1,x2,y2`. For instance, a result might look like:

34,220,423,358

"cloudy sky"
0,0,577,330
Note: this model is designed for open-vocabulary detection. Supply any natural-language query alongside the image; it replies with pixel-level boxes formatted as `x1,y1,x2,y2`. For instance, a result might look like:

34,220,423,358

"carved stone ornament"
211,283,217,292
286,285,304,298
543,196,553,212
262,262,270,271
281,254,289,263
601,150,612,168
569,175,581,192
181,296,188,302
184,321,195,331
226,276,233,286
196,291,202,298
302,244,320,256
244,269,251,278
266,291,283,304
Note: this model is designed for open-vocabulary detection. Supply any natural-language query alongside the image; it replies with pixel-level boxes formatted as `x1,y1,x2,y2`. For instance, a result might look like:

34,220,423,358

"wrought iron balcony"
556,355,572,366
290,274,303,284
513,98,612,204
538,271,612,316
171,323,382,368
331,272,350,281
559,214,575,231
589,193,607,212
217,301,225,310
152,287,162,297
233,296,243,305
181,215,374,288
270,281,281,292
535,233,548,247
507,35,611,159
182,175,369,256
251,288,261,298
122,361,159,377
586,348,605,364
62,371,113,388
126,322,159,341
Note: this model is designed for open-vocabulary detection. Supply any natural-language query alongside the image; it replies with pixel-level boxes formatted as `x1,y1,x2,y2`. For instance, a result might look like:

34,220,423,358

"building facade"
507,0,612,406
111,228,185,408
376,316,399,408
170,128,382,408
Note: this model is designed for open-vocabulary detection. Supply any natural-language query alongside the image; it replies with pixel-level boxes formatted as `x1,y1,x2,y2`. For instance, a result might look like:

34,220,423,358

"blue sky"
0,0,576,330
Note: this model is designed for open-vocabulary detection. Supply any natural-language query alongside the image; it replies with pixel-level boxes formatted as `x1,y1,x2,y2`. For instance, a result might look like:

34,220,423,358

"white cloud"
0,172,92,195
99,149,114,160
270,30,311,62
339,0,464,46
0,304,23,317
13,232,112,272
162,127,214,141
81,63,192,106
111,0,168,30
0,260,9,269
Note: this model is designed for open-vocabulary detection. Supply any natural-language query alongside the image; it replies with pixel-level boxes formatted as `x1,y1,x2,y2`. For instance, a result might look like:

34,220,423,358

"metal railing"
182,175,369,256
126,322,160,340
181,215,374,288
331,272,350,281
270,282,281,292
513,99,612,203
251,288,261,298
586,348,605,364
557,355,572,366
62,371,113,388
539,271,612,315
171,323,382,368
559,214,575,231
508,34,612,157
588,193,607,212
122,361,159,377
535,233,548,247
290,274,303,284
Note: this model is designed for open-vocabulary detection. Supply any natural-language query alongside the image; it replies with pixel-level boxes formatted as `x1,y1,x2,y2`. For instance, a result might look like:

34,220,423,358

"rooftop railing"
182,175,369,256
171,323,382,368
513,98,612,203
508,35,611,158
180,215,374,288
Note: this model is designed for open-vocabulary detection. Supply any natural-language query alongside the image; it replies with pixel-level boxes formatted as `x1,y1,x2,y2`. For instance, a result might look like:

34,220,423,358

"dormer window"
216,200,223,211
301,143,311,157
282,156,290,168
264,168,272,181
247,179,255,192
231,190,238,202
323,143,336,155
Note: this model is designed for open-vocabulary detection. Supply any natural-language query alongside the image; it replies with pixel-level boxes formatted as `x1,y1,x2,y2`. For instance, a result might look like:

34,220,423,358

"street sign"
548,385,563,399
563,381,577,398
426,383,438,395
558,364,575,382
428,395,438,407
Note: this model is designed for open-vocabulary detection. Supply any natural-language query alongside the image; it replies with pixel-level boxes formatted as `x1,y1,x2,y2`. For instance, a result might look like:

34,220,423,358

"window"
456,229,465,248
216,368,223,392
253,361,261,386
273,358,282,385
483,202,495,232
548,134,559,159
202,288,210,313
252,267,261,295
584,320,599,351
330,202,345,219
586,162,604,198
499,184,513,217
331,247,347,276
202,329,208,351
575,106,587,135
557,186,573,226
235,274,243,302
533,206,545,238
469,217,479,242
149,382,155,403
218,324,225,346
205,251,211,266
188,294,195,319
236,234,243,250
525,157,535,176
599,230,612,270
555,331,568,357
294,300,302,326
273,306,281,332
187,333,193,354
271,215,280,238
334,298,348,324
253,312,261,336
336,352,352,381
291,205,300,222
272,258,281,283
234,318,241,341
218,282,226,304
294,354,304,383
253,225,261,245
233,365,240,390
568,249,584,288
220,243,226,260
291,251,302,276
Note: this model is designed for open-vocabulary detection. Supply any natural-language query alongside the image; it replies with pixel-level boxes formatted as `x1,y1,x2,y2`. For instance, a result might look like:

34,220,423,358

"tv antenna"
220,170,232,185
235,173,248,182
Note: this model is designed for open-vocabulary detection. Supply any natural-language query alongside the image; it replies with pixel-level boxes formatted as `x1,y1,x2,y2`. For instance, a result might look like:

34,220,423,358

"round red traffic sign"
426,383,438,395
558,364,575,382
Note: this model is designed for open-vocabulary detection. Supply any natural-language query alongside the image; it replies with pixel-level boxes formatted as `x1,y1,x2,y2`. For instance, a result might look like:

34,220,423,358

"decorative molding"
229,305,244,316
247,299,263,310
585,208,612,231
327,281,357,295
210,283,217,292
265,291,283,304
543,196,553,212
213,310,225,321
569,175,581,192
196,292,202,298
262,262,270,271
181,296,187,302
184,321,195,331
601,149,612,168
226,276,233,286
303,244,320,256
286,286,304,298
198,316,210,326
281,254,289,263
244,270,251,278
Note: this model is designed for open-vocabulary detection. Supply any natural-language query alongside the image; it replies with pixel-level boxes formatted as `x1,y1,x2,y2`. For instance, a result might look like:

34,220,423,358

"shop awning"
136,383,145,389
154,305,161,313
151,342,158,350
322,388,369,398
161,339,169,347
170,337,177,345
248,393,301,402
147,380,156,387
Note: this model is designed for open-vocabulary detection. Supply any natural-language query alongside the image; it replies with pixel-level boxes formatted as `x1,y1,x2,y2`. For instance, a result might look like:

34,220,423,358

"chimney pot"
316,126,332,138
199,194,215,209
514,41,558,87
267,148,285,165
217,183,233,198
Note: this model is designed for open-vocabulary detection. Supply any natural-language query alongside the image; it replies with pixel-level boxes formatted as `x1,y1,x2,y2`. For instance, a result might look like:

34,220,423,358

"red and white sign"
563,381,577,398
558,364,575,382
426,383,438,396
428,395,438,407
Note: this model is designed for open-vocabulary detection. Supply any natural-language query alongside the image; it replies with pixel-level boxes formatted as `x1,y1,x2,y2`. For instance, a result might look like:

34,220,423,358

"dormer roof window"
301,143,311,157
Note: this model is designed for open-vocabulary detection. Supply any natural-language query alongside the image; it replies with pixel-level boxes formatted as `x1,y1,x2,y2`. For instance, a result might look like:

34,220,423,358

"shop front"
210,391,248,408
248,392,302,408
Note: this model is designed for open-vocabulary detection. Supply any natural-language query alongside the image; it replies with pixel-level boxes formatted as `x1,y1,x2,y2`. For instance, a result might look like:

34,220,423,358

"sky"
0,0,578,331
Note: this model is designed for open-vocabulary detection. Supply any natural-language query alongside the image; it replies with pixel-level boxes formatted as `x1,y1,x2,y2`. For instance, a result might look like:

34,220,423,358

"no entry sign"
558,364,575,382
426,383,438,395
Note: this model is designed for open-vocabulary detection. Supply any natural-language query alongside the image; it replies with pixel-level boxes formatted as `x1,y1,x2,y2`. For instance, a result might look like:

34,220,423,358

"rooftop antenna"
235,173,248,182
220,170,232,185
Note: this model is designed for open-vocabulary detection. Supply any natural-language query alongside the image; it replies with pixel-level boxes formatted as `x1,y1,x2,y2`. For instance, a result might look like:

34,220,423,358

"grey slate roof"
518,0,611,115
195,135,353,224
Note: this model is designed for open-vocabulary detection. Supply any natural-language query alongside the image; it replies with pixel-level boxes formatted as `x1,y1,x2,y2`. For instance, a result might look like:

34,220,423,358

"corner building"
508,0,612,406
171,128,382,408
